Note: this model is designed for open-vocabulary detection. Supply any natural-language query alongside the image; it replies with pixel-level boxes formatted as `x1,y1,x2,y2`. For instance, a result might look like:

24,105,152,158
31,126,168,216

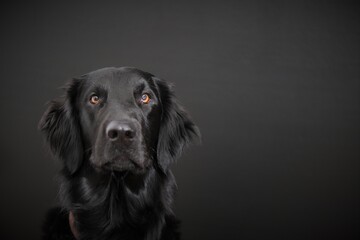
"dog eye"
140,93,151,104
89,95,100,105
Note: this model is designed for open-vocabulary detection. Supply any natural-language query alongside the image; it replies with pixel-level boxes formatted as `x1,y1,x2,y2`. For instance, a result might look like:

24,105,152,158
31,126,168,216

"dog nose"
106,121,136,141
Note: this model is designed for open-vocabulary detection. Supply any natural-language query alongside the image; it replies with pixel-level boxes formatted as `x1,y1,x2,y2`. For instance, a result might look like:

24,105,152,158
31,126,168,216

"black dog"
39,67,200,240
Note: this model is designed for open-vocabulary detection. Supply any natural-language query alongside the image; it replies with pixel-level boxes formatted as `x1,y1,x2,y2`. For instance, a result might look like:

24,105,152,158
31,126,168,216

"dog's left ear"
154,77,201,173
39,78,83,175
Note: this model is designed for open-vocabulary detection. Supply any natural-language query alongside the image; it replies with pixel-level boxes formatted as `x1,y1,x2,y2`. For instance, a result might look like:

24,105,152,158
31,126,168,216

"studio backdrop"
0,1,359,240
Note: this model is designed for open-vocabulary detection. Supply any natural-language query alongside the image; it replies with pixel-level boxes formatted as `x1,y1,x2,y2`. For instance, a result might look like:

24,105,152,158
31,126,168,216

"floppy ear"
154,78,200,173
39,79,83,175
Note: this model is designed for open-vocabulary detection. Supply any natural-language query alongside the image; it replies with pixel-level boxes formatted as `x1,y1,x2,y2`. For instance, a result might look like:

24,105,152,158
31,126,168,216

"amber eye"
89,95,100,105
140,93,151,104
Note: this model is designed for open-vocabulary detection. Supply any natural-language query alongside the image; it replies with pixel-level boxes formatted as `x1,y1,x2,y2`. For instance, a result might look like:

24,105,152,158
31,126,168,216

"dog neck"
64,166,174,239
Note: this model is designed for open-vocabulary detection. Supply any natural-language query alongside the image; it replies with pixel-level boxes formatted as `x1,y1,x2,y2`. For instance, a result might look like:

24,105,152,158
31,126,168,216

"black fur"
39,67,200,240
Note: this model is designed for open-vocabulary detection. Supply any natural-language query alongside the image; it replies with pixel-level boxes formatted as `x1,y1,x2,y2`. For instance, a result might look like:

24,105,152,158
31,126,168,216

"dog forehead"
85,67,146,86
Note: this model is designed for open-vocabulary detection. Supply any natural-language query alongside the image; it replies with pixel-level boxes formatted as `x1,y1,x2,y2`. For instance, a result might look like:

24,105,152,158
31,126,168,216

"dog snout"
106,120,136,142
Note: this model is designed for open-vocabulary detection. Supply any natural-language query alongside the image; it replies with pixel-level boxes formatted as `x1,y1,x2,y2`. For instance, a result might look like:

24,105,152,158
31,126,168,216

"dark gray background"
0,1,359,240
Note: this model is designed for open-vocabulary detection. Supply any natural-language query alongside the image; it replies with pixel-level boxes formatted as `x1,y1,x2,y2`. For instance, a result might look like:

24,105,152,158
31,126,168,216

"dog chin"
91,159,147,175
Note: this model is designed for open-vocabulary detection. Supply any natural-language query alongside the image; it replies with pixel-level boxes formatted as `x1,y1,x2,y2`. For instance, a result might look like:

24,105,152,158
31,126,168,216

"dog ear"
39,79,83,175
154,78,200,173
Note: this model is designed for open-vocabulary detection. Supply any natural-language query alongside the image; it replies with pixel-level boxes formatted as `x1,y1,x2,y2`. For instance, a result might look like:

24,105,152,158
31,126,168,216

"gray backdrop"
0,1,359,240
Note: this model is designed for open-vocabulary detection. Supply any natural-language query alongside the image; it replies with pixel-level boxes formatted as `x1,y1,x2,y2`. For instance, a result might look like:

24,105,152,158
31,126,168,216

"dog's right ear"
39,79,83,175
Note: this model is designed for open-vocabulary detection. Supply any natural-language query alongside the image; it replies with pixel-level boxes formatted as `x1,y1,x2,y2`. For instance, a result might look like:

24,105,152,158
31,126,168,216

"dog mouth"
102,160,137,171
90,140,151,174
90,154,148,174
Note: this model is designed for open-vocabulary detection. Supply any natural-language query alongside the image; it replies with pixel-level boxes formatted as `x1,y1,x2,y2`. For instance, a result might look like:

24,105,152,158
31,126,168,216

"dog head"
39,67,200,175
